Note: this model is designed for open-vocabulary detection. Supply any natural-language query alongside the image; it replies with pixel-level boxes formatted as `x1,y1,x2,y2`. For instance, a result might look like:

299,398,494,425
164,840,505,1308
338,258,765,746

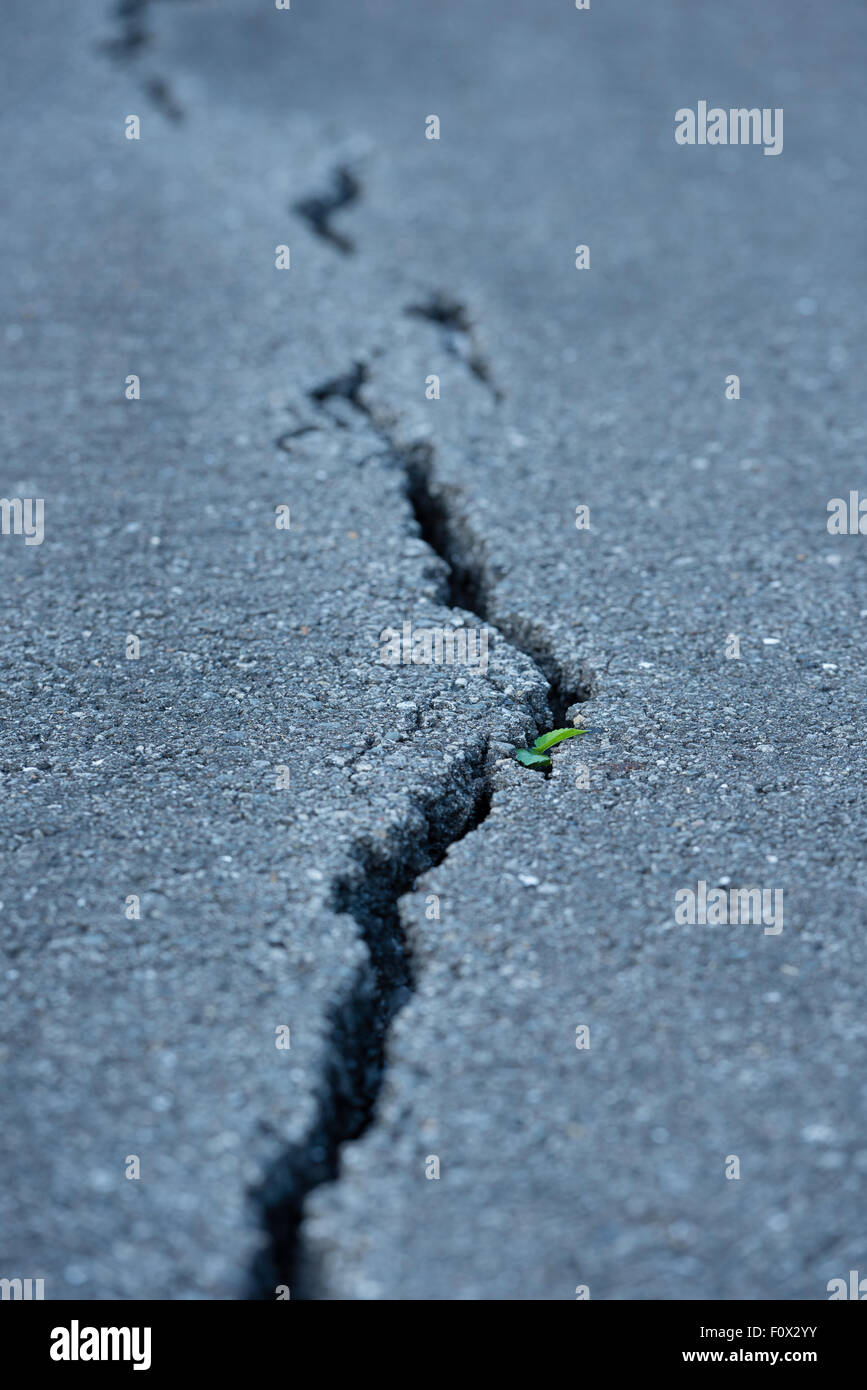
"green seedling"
514,726,586,771
514,748,553,769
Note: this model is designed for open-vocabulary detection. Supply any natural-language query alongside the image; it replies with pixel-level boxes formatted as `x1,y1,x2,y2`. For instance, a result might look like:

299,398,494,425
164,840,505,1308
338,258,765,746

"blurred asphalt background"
1,0,866,1299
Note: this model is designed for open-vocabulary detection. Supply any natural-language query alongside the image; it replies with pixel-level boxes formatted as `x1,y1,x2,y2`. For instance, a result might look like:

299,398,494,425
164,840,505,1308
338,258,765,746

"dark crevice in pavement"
308,361,370,415
249,749,492,1300
541,664,593,726
272,364,371,449
142,75,184,122
402,444,485,614
103,0,187,120
308,357,593,722
105,0,151,58
275,424,320,452
402,445,593,725
406,293,503,400
252,358,592,1298
294,167,362,256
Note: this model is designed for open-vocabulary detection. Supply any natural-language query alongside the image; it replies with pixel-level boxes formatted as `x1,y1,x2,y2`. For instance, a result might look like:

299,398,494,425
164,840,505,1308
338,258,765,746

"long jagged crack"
252,357,595,1298
249,748,491,1299
302,357,595,723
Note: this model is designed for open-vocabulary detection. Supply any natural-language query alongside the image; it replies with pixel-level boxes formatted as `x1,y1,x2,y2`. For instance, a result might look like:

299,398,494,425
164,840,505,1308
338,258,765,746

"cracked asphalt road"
1,0,866,1300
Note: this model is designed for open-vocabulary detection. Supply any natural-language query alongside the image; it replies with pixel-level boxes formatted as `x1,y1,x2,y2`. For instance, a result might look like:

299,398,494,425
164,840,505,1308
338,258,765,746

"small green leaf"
515,748,551,770
531,727,586,753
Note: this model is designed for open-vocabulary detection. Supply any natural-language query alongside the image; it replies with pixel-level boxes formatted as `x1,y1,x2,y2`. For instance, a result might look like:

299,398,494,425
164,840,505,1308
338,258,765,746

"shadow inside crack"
248,752,491,1300
403,447,594,724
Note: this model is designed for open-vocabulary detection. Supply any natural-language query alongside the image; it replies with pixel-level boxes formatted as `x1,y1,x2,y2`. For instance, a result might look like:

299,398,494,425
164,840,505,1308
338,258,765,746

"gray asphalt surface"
1,0,866,1300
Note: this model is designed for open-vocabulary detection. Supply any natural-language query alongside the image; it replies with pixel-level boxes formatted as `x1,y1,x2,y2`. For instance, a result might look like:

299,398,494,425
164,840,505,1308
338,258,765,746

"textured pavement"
1,0,866,1300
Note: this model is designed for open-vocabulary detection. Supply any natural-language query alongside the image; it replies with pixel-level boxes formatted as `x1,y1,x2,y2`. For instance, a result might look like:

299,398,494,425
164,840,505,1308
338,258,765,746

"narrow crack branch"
105,0,151,58
103,0,187,120
294,167,362,255
308,361,370,413
142,75,184,122
406,293,502,400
